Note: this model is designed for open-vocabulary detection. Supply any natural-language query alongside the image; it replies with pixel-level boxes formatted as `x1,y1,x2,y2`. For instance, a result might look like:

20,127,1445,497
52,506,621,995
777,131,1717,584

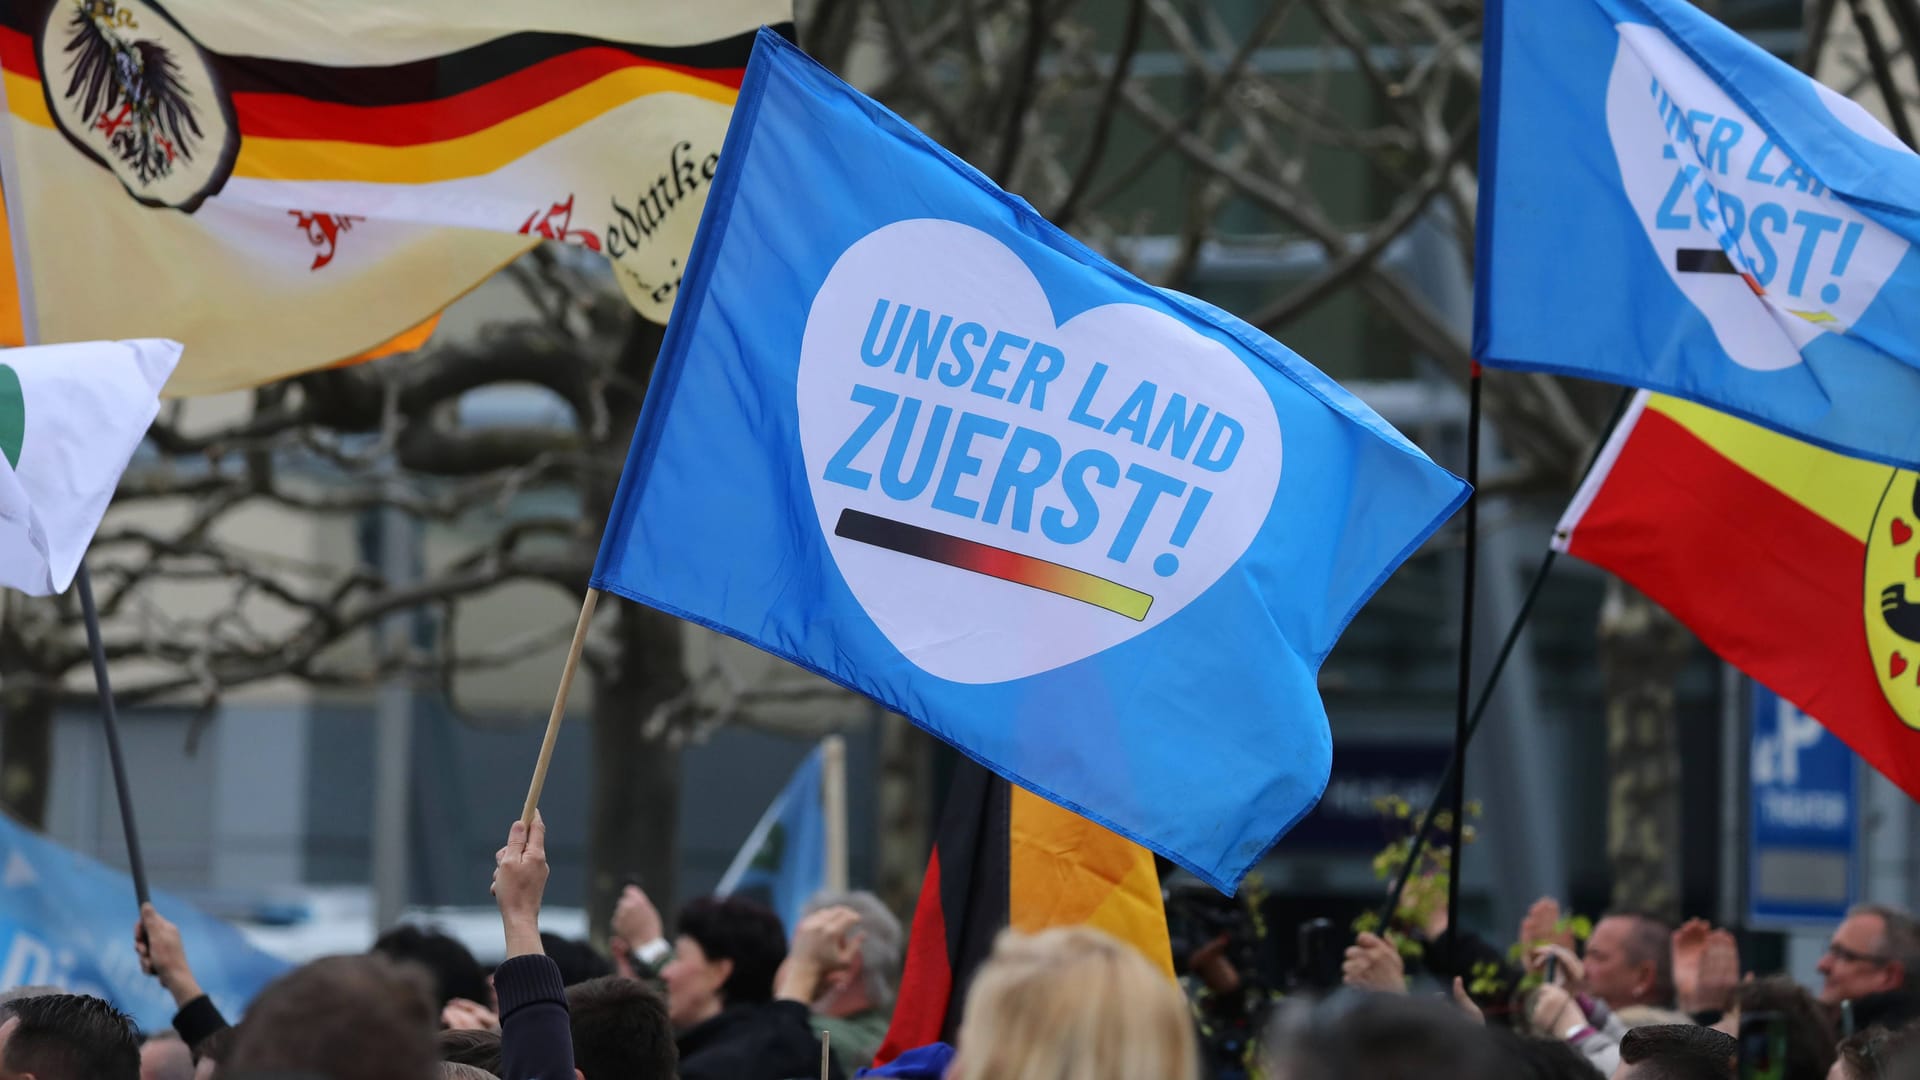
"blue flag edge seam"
1466,351,1920,470
1470,0,1508,361
591,28,1463,890
592,26,780,572
1474,0,1920,470
1615,0,1919,220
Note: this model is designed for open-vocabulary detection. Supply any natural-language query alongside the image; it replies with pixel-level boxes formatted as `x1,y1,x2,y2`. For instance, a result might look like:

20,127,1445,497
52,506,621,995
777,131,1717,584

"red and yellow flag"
874,761,1172,1069
1557,391,1920,799
0,0,787,396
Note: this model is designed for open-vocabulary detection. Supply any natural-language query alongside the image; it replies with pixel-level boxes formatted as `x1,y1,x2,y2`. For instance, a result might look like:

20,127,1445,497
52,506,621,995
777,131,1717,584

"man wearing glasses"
1818,904,1920,1005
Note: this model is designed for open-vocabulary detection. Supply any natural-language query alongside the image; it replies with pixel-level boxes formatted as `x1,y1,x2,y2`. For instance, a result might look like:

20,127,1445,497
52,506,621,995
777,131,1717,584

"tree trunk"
583,313,685,943
586,602,685,942
1596,578,1692,921
874,710,932,921
0,685,52,827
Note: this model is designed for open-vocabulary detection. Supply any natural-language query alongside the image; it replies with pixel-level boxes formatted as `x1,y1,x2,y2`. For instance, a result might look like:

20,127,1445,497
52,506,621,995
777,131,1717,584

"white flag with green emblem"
0,340,180,596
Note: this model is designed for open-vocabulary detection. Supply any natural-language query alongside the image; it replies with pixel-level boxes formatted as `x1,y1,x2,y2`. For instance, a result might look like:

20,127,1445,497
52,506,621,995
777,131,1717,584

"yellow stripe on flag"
1008,786,1175,980
233,68,737,184
3,72,52,129
1646,394,1884,543
0,180,20,348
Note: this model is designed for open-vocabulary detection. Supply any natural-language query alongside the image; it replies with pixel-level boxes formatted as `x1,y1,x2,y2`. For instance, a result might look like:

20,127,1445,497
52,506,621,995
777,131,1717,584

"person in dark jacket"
662,895,845,1080
489,812,576,1080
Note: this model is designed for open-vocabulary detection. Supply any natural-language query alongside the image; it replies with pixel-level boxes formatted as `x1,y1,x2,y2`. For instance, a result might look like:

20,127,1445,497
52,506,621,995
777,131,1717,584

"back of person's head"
434,1030,500,1074
1260,990,1499,1080
565,976,676,1080
803,890,905,1009
1616,1023,1735,1080
140,1032,193,1080
675,896,788,1006
436,1065,495,1080
0,993,139,1080
371,925,491,1009
1856,904,1920,991
538,934,612,988
1488,1029,1605,1080
225,955,438,1080
947,927,1196,1080
1730,975,1835,1080
1836,1021,1920,1080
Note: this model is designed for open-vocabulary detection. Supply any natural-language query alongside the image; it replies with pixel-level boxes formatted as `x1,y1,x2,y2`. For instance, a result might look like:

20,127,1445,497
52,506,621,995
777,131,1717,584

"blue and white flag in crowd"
0,812,287,1031
715,746,826,933
1477,0,1920,468
593,30,1468,891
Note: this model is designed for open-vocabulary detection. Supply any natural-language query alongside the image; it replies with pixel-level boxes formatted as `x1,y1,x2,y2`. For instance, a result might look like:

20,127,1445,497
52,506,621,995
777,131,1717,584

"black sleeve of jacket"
171,994,230,1049
496,955,575,1080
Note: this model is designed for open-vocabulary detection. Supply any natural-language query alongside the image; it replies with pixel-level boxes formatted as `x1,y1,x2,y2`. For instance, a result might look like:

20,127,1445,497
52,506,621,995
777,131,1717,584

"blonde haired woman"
947,926,1198,1080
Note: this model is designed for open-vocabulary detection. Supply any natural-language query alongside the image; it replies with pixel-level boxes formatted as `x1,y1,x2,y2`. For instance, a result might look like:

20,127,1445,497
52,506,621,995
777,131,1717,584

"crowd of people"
0,813,1915,1079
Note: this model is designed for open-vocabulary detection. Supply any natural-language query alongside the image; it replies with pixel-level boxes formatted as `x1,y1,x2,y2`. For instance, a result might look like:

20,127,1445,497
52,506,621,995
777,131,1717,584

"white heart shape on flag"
797,218,1283,685
1604,23,1909,371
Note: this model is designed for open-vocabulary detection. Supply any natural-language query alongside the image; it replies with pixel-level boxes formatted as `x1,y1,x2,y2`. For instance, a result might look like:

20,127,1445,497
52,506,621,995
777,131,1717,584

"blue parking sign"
1747,683,1860,928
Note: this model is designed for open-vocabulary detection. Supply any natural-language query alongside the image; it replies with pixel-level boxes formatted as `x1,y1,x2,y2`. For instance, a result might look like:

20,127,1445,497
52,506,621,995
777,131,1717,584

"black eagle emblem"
58,0,201,186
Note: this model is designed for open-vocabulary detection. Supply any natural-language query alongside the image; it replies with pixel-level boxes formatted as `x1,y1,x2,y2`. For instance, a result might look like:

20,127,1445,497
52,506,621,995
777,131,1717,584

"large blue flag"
0,812,288,1031
594,29,1468,890
715,745,826,934
1478,0,1920,468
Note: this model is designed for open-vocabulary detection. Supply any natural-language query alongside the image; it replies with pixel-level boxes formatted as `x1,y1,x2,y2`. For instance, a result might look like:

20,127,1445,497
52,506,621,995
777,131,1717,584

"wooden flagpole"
521,589,601,826
821,734,849,894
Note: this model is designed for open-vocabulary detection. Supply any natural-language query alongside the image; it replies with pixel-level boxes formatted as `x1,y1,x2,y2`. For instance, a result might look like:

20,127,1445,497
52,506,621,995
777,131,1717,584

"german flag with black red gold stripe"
0,0,789,396
873,761,1174,1069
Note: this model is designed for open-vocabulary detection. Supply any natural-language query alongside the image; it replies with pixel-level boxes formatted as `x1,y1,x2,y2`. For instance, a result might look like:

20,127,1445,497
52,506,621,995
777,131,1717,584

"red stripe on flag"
0,25,37,79
874,847,954,1067
1569,407,1920,799
230,47,743,146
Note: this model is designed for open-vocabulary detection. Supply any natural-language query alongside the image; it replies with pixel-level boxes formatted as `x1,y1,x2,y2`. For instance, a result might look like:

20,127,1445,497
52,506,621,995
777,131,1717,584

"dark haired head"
225,954,439,1080
372,925,491,1010
0,993,139,1080
566,976,677,1080
435,1029,501,1074
1834,1021,1920,1080
539,933,612,987
1260,990,1501,1080
1617,1024,1735,1080
1731,975,1836,1080
676,896,788,1005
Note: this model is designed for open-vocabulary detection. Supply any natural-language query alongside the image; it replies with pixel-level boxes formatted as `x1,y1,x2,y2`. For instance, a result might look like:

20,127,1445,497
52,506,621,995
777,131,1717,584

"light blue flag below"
1477,0,1920,469
593,29,1469,891
0,812,288,1031
715,747,825,934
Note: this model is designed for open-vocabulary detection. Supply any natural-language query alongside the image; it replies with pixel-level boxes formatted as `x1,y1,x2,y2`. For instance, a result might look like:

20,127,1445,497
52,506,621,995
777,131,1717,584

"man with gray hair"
1817,902,1920,1005
774,891,903,1071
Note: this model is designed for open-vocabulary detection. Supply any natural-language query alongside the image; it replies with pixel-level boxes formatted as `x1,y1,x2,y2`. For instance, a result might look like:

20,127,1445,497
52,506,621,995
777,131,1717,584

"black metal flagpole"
74,561,149,906
1442,365,1483,968
1379,386,1639,934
